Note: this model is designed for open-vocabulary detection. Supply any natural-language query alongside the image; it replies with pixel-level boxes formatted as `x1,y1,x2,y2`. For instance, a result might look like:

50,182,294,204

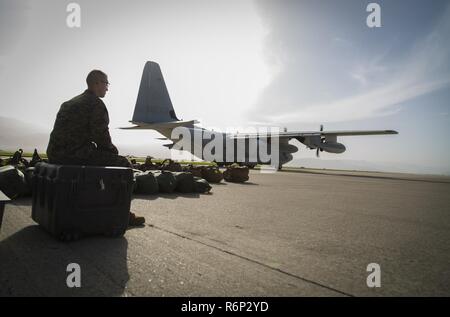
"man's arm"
90,101,118,154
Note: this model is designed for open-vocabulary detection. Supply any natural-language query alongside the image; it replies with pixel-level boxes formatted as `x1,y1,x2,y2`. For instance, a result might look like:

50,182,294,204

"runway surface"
1,169,449,296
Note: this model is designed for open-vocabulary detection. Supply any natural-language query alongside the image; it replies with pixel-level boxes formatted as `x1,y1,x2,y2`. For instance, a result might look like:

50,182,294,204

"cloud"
251,1,450,124
270,76,450,123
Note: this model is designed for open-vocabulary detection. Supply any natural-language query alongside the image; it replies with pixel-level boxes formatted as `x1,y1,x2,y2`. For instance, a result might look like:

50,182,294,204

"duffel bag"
193,176,212,193
135,171,159,194
150,170,177,193
0,165,29,199
173,172,195,193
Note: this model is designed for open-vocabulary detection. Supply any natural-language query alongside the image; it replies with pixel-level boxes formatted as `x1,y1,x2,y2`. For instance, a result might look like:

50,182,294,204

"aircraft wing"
229,130,398,139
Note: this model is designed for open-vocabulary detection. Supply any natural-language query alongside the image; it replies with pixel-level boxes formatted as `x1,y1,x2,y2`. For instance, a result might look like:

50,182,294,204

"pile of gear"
184,163,250,183
132,158,250,195
0,151,251,200
133,170,211,195
0,149,45,199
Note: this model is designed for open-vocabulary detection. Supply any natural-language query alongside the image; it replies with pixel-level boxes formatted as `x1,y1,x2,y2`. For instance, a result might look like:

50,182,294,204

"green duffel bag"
0,165,29,199
224,166,249,183
201,166,223,183
193,176,212,193
150,170,177,193
135,171,159,194
173,172,195,193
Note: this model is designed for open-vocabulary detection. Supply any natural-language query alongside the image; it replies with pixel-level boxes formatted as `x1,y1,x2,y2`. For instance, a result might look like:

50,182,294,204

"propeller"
316,124,325,158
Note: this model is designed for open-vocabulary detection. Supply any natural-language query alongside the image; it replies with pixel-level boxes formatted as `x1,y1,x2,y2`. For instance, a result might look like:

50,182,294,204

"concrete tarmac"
1,169,449,296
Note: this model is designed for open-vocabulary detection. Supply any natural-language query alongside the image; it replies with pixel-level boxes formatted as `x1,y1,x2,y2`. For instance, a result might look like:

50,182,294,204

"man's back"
47,90,115,164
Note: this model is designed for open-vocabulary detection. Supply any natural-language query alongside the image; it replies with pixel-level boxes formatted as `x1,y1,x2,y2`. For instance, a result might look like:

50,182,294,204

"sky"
0,0,449,174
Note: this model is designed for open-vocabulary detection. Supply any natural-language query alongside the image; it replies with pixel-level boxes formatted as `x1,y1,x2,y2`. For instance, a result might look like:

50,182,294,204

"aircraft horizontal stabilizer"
119,125,147,130
120,120,199,130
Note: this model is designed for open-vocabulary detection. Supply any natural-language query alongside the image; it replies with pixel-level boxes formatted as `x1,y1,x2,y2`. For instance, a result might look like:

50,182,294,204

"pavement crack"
150,224,355,297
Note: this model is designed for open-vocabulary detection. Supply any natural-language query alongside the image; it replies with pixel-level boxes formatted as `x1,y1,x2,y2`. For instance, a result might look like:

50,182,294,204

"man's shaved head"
86,70,107,87
86,70,109,98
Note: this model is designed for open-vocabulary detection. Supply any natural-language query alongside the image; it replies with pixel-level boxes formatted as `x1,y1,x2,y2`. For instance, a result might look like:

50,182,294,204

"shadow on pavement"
0,225,129,296
132,192,203,200
6,196,32,207
228,182,259,186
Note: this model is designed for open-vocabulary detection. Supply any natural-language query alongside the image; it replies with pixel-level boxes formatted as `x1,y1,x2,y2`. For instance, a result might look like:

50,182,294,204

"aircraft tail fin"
132,61,180,123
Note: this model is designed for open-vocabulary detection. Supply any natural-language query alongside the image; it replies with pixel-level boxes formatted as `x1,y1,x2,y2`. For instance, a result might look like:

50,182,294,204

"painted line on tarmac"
274,169,450,184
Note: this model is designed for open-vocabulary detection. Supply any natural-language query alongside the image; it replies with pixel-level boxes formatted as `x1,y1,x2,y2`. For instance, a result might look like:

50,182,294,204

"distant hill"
0,116,51,153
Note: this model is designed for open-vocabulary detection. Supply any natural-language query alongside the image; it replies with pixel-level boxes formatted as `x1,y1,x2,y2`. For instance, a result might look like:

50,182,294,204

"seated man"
47,70,144,226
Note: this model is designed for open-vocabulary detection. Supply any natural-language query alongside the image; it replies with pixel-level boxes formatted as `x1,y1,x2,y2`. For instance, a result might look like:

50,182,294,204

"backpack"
201,166,223,183
7,149,29,171
142,156,159,171
160,159,182,172
29,149,43,167
183,164,203,178
223,165,249,183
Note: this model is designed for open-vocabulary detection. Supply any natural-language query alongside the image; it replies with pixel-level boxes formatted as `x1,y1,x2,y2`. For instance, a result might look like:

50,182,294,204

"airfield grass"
0,149,214,166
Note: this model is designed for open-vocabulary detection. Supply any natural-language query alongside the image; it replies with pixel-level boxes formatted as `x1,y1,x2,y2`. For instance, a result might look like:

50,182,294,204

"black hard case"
32,162,133,240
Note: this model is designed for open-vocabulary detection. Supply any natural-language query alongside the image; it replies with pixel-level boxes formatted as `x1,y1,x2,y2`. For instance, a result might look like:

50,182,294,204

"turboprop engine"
297,125,346,157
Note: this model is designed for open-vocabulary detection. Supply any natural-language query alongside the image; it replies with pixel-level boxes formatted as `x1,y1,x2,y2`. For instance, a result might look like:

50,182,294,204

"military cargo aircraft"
121,61,398,169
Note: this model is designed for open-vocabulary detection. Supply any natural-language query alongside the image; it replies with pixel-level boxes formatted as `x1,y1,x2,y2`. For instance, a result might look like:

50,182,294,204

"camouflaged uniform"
47,90,131,167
